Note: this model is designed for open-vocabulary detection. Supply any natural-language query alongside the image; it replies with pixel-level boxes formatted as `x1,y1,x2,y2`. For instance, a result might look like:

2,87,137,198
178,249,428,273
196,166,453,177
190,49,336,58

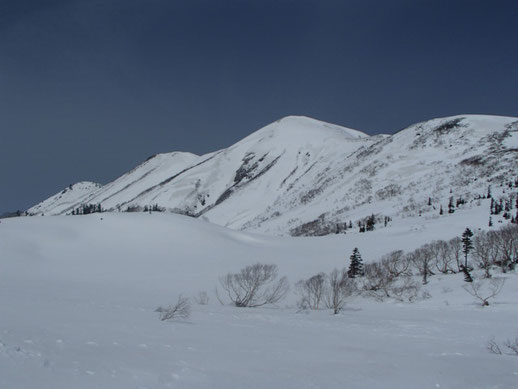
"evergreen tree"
366,214,375,231
488,216,493,227
448,197,455,213
439,205,443,215
461,228,474,268
461,264,473,283
348,248,364,278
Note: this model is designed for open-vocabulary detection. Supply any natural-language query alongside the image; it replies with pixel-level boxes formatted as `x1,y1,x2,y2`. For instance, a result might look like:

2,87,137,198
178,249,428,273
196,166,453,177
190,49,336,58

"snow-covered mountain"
28,114,518,235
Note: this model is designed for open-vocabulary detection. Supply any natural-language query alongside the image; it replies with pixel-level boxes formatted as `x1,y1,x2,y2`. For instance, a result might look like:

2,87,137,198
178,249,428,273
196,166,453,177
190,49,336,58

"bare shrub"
487,337,518,356
157,295,191,321
219,263,289,307
430,240,456,274
494,224,518,272
296,273,326,310
390,276,421,302
324,268,356,314
487,338,502,354
408,245,436,284
503,338,518,355
362,262,394,300
193,291,209,305
362,260,420,302
462,278,505,306
447,237,463,272
380,250,411,277
472,231,499,278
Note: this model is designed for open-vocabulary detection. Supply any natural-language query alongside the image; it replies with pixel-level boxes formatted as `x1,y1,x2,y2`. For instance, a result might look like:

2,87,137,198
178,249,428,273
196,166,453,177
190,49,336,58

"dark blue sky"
1,0,517,213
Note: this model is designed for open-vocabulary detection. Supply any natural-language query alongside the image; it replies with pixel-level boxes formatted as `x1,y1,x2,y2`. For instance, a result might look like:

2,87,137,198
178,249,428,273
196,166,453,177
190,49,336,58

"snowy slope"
28,114,518,235
1,212,518,388
28,181,102,215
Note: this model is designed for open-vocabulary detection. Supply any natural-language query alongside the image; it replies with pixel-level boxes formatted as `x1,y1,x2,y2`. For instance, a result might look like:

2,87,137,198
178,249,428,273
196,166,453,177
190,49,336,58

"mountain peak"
27,114,518,237
243,115,369,144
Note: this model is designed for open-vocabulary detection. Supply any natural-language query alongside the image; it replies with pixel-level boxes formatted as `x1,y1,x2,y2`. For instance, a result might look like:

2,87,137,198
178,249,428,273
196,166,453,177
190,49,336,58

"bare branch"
462,278,505,306
157,295,191,321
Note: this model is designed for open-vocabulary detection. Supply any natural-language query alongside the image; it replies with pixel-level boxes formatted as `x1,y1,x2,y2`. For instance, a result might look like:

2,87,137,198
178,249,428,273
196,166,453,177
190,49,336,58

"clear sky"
1,0,517,213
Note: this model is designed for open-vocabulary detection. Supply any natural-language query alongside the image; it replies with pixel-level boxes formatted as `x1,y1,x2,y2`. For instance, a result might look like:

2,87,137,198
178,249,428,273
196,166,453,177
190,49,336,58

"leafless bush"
494,224,518,272
487,338,502,354
429,240,456,274
193,291,209,305
390,276,421,302
362,262,394,300
408,245,436,284
296,273,326,310
462,278,505,306
362,260,420,302
324,268,356,314
487,337,518,356
447,237,463,272
504,338,518,355
472,231,499,278
156,295,191,321
218,263,289,307
380,250,411,277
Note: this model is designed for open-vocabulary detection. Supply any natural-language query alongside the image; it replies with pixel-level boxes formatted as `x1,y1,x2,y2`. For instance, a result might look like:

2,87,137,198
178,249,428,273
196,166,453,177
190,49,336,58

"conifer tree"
348,248,364,278
461,264,473,283
461,228,474,269
448,197,455,213
366,214,375,231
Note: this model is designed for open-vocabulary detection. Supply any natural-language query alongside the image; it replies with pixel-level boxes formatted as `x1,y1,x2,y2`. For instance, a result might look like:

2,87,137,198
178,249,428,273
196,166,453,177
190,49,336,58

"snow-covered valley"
1,210,517,388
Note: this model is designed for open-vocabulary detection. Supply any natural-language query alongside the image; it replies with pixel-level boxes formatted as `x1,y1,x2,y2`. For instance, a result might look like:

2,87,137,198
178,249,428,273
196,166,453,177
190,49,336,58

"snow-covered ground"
1,212,517,388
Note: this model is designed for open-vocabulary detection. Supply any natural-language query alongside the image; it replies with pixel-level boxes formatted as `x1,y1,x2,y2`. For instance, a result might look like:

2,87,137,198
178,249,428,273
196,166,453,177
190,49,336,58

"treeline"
71,204,103,215
70,203,166,215
296,223,518,310
123,204,165,213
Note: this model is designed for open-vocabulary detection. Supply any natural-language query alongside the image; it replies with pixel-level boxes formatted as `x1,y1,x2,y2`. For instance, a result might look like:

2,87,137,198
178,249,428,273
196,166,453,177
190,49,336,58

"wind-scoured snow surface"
1,211,518,388
28,114,518,235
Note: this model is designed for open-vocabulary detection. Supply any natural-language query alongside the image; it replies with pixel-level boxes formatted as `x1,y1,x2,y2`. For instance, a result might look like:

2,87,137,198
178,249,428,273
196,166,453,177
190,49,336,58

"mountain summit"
28,114,518,235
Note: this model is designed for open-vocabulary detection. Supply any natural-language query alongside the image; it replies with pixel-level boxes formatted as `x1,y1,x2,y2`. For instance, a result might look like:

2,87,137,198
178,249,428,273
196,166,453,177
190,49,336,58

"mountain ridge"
28,114,518,236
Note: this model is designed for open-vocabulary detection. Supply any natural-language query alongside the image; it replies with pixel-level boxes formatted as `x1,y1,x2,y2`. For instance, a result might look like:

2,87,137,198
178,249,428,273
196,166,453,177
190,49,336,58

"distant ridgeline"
23,115,518,236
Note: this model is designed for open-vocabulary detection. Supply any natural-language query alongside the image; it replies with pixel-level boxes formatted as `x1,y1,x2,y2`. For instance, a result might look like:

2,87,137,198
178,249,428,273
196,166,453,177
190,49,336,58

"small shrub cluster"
218,263,289,307
488,337,518,356
296,270,356,314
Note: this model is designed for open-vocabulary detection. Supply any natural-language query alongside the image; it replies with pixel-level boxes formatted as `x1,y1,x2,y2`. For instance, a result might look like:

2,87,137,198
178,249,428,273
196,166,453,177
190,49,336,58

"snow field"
1,212,518,388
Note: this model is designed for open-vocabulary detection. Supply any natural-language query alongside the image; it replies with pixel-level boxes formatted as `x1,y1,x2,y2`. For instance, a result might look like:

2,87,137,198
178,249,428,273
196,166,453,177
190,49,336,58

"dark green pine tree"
461,264,473,283
461,228,474,269
348,248,364,278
